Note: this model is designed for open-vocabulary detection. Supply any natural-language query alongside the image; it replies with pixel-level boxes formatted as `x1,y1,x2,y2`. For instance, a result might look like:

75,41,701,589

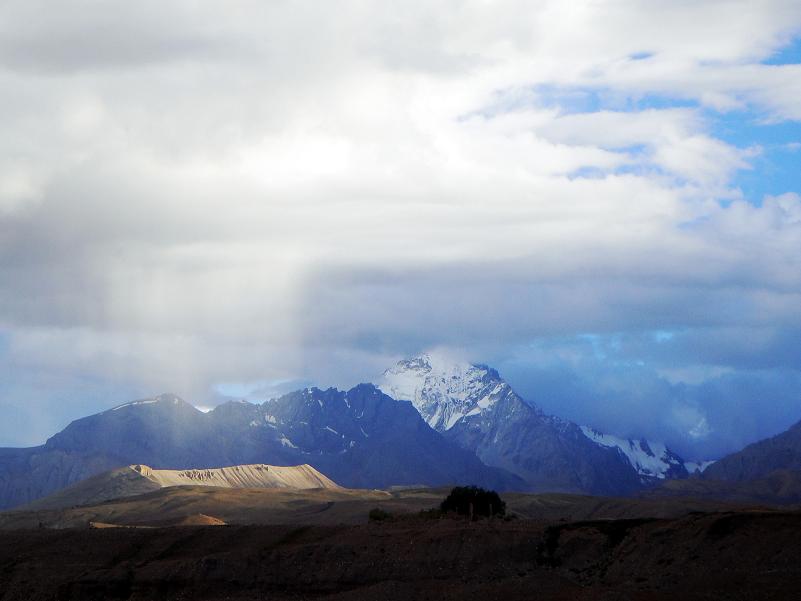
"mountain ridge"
11,353,796,510
702,418,801,482
378,353,689,493
0,384,519,509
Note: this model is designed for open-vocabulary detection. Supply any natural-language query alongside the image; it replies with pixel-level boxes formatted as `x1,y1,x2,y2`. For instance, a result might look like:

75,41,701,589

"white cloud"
0,160,45,214
0,0,799,448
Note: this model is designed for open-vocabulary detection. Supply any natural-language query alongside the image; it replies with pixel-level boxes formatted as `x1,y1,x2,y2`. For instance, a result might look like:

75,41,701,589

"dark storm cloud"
494,336,801,459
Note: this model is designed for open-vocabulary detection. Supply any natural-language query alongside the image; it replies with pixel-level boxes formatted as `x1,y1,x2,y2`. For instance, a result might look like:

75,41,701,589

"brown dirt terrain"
1,510,800,600
645,468,801,504
0,486,397,529
0,484,763,530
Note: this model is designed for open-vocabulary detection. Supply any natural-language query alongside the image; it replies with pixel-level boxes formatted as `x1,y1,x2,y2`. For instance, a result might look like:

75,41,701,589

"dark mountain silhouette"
0,386,520,509
703,419,801,482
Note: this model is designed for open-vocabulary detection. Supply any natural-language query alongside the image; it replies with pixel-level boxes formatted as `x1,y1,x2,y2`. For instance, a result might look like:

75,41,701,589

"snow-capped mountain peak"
378,353,691,489
377,353,510,431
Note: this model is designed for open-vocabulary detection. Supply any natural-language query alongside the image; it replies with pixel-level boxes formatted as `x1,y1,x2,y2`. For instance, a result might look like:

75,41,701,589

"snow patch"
581,426,683,479
112,399,159,411
445,411,466,430
279,435,298,449
685,460,716,474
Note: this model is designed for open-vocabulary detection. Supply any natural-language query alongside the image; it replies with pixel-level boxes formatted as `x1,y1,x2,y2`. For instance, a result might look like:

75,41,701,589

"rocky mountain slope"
703,419,801,482
379,353,688,494
0,386,518,509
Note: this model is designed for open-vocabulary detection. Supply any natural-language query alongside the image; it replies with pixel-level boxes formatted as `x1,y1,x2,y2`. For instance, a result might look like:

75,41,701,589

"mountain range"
2,353,800,510
0,383,516,509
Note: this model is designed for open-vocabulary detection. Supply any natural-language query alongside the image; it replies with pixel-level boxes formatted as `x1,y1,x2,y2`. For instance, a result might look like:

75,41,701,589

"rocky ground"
1,509,800,600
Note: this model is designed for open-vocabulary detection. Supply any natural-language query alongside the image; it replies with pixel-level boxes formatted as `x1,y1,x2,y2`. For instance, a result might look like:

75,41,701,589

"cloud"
495,338,801,459
0,160,45,214
0,0,229,73
0,1,800,454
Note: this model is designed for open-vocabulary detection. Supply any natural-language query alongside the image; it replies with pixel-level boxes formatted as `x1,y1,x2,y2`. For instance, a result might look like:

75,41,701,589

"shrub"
368,507,392,522
440,485,506,519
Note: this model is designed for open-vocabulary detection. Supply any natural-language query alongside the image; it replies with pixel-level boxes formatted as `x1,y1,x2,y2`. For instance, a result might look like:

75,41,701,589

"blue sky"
716,114,800,200
527,47,801,205
0,0,800,461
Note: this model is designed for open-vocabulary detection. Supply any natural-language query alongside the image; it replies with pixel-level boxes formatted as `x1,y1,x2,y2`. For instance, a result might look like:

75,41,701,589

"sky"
0,0,800,460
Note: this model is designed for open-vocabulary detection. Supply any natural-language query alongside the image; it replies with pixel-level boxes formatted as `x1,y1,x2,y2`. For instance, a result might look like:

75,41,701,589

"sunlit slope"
24,463,341,511
133,463,341,490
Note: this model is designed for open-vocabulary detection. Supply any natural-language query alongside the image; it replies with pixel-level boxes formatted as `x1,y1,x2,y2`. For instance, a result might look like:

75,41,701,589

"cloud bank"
0,0,800,458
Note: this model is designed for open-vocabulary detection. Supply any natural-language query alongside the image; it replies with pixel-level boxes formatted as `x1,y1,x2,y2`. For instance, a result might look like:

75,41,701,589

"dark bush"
440,485,506,519
368,507,392,522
